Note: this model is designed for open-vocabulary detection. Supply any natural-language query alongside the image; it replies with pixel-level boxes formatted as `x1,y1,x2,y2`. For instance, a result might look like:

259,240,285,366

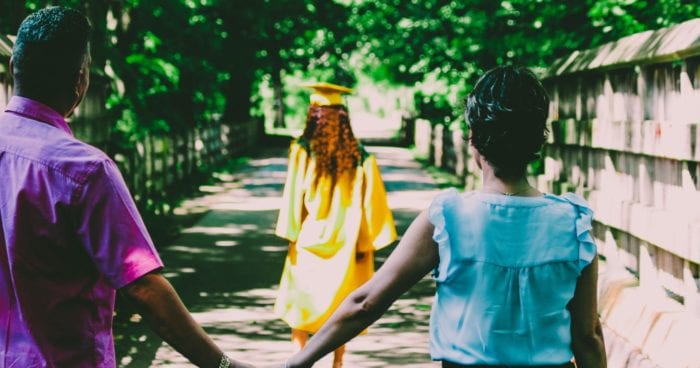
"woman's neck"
480,167,541,197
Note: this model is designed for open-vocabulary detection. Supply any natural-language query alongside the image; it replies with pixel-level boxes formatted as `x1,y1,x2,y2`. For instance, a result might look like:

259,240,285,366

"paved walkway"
115,145,444,367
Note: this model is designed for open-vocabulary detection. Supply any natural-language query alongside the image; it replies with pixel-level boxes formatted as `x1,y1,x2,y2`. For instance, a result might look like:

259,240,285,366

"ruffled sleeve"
275,142,308,242
428,188,460,282
561,192,597,273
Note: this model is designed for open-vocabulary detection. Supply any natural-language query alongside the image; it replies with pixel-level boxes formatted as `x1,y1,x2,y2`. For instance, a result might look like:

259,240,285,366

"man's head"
11,6,91,117
466,65,549,179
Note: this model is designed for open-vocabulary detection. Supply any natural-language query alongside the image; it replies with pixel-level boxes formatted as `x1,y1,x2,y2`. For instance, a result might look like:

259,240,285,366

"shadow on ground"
114,146,443,367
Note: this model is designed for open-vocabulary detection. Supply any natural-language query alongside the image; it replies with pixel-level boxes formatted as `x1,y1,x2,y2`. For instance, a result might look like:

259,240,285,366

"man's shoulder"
44,137,112,184
0,116,112,185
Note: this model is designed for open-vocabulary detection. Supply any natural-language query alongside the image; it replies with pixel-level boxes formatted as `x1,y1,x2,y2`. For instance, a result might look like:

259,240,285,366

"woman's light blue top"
427,189,596,365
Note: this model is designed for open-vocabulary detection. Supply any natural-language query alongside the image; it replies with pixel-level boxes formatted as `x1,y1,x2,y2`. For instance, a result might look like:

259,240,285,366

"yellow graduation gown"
274,141,397,333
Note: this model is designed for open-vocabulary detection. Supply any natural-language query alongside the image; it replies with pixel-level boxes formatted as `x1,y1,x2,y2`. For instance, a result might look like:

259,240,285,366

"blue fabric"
427,189,596,365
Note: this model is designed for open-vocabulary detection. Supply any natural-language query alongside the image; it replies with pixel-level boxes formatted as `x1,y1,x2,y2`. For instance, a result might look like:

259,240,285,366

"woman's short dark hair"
466,66,549,179
12,6,91,98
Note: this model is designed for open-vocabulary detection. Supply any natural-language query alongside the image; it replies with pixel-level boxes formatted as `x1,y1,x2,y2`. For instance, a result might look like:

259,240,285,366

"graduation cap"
301,82,353,106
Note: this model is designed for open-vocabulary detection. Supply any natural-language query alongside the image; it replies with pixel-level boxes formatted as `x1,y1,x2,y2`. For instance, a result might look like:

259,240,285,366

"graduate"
274,82,397,367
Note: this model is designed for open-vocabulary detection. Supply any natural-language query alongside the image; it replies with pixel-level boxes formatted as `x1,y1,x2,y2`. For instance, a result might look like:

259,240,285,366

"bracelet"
218,355,231,368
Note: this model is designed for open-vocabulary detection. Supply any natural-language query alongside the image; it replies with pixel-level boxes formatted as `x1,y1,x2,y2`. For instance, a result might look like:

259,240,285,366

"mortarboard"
301,82,353,106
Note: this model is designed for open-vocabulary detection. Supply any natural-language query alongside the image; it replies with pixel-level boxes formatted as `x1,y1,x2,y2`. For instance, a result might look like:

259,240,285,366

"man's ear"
9,55,14,79
74,64,88,94
73,68,83,94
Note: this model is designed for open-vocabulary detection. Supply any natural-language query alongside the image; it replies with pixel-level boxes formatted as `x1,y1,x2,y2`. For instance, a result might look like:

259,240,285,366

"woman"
279,67,606,367
274,83,397,367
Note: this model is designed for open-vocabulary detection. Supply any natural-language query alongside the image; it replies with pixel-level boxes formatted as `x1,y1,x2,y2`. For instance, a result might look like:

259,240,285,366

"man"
0,7,249,368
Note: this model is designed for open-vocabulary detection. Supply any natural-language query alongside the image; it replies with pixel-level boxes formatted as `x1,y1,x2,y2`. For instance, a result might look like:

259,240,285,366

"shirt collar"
4,96,73,136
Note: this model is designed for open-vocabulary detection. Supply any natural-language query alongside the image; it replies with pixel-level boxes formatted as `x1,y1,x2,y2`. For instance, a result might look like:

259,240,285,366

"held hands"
256,362,288,368
220,355,255,368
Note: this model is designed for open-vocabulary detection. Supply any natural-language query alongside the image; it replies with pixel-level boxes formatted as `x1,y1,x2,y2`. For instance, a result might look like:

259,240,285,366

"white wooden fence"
415,18,700,367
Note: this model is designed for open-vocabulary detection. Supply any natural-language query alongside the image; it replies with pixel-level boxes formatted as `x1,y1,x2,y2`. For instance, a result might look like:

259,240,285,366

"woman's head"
302,104,361,182
466,66,549,179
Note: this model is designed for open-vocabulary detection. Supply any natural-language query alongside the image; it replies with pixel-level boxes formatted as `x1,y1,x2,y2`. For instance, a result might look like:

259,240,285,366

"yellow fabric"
301,82,352,106
274,141,397,332
309,93,342,106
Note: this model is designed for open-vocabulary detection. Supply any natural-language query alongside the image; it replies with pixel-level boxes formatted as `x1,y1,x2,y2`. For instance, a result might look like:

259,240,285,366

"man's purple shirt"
0,96,163,367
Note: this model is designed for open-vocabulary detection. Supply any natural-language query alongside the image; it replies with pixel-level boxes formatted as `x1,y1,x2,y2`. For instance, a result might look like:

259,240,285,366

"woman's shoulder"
429,189,478,220
292,137,311,152
543,192,594,217
358,142,370,164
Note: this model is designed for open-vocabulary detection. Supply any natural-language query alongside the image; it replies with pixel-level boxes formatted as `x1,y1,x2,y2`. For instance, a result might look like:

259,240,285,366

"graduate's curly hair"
302,105,361,183
466,66,549,179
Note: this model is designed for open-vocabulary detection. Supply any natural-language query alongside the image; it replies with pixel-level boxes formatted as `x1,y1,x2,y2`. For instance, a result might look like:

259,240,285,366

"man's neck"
14,92,68,118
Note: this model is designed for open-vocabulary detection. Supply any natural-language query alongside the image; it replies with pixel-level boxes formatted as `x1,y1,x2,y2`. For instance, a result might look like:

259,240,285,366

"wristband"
218,355,231,368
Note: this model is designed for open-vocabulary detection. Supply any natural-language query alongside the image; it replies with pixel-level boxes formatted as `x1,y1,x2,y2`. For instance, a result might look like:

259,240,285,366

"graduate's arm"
286,210,439,368
120,272,253,368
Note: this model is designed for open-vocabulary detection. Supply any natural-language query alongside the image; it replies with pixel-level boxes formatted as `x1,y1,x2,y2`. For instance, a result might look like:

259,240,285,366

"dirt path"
115,145,443,367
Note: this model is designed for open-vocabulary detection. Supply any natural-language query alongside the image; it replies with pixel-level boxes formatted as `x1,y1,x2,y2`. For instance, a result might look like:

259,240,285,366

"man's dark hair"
12,6,91,99
466,65,549,179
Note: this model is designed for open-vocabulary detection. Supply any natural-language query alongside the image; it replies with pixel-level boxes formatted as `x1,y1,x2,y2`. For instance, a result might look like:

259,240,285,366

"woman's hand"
288,210,439,367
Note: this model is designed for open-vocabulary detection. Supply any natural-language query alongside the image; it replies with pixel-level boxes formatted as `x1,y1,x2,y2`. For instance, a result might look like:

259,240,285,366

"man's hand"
121,272,249,368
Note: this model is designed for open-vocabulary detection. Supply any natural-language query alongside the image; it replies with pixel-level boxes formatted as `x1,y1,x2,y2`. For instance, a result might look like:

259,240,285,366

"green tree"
212,0,356,127
348,0,700,124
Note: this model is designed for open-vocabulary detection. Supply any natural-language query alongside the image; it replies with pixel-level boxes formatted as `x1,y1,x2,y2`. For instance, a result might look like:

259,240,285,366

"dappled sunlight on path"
115,146,443,367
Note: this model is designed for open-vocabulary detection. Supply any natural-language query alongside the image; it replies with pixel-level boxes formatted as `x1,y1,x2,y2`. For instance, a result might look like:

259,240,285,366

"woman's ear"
470,145,483,170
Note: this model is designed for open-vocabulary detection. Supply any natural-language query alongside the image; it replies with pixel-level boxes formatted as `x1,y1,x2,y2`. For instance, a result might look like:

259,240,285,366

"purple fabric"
0,96,163,367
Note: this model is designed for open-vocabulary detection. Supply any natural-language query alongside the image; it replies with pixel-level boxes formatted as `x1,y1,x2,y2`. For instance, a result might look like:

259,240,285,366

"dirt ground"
114,145,444,367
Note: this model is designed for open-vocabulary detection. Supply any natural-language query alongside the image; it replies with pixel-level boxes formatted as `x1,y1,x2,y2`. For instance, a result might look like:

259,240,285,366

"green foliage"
348,0,700,124
2,0,699,138
588,0,700,43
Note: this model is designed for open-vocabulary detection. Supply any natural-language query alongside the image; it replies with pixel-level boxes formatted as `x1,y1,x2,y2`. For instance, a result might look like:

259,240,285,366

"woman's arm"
568,256,607,368
286,210,440,368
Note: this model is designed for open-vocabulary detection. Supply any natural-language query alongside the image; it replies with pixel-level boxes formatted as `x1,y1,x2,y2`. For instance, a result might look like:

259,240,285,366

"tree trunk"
0,0,27,35
82,0,110,71
272,65,285,128
224,68,254,124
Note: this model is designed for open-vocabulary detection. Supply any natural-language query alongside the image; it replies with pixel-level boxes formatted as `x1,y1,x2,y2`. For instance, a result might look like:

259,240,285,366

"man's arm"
120,272,251,368
286,210,439,368
568,256,607,368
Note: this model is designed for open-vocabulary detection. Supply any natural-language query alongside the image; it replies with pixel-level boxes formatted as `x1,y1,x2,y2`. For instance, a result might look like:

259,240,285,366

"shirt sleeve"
561,192,597,273
427,188,460,282
74,159,163,289
358,155,397,252
275,142,308,242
